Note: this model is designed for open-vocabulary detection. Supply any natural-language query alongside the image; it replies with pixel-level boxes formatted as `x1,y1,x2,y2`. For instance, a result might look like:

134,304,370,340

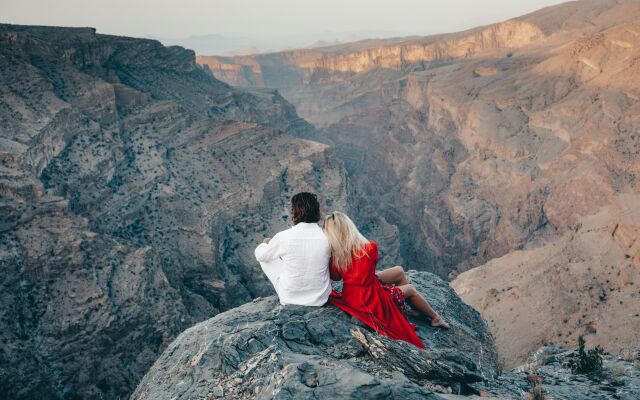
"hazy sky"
1,0,569,54
2,0,569,37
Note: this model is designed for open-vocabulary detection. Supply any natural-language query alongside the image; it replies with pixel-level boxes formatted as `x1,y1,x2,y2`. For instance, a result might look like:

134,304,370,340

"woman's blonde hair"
322,211,370,272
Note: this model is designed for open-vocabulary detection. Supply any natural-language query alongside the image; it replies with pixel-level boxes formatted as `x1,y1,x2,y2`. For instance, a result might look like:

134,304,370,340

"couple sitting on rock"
255,192,449,349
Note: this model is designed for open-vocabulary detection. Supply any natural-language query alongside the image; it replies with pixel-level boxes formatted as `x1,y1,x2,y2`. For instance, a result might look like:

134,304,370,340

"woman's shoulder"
366,240,377,251
355,240,377,259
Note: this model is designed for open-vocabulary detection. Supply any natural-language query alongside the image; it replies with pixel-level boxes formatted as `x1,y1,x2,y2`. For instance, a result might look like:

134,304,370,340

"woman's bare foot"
431,316,450,329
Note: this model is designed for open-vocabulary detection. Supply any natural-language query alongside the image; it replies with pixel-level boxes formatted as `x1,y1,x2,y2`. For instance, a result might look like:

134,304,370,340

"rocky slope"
452,193,640,368
478,346,640,399
201,0,640,277
133,272,640,399
0,25,350,399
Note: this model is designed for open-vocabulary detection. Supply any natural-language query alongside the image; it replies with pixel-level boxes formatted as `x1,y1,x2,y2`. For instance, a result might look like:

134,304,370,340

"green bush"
567,336,604,374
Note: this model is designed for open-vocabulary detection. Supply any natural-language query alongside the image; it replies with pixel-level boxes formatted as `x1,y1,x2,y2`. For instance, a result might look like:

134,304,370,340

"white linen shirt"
254,222,331,306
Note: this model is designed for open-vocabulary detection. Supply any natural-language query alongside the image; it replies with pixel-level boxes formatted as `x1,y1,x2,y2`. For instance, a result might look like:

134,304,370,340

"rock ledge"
132,272,498,399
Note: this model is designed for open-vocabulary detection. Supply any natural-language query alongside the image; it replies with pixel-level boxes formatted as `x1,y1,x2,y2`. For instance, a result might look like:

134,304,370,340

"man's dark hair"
290,192,321,225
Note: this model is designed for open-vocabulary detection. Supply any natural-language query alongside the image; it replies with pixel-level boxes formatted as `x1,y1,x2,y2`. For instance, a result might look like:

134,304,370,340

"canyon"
200,0,640,276
2,0,640,398
201,0,640,367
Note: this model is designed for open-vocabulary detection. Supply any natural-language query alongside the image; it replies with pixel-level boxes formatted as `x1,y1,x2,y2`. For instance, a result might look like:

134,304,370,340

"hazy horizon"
1,0,570,55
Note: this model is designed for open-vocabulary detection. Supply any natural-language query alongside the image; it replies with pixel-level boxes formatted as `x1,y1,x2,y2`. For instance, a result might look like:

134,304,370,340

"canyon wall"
201,0,640,277
0,25,350,399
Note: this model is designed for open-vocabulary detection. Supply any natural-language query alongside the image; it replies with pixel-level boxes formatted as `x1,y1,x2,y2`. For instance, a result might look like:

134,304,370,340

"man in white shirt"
255,192,331,306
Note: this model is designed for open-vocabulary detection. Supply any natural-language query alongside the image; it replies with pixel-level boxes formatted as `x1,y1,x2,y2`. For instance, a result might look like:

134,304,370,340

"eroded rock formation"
0,24,349,399
452,194,640,368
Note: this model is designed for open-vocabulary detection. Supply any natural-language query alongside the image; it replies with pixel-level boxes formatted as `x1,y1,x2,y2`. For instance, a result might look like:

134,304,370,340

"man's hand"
262,237,271,244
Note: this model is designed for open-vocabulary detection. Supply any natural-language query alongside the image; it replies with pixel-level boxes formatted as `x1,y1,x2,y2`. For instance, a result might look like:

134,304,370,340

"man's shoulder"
271,229,289,240
279,223,327,241
273,225,298,239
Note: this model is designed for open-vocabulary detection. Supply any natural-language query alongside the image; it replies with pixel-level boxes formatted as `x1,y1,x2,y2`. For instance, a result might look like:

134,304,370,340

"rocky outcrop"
133,272,640,399
132,272,499,399
0,24,349,399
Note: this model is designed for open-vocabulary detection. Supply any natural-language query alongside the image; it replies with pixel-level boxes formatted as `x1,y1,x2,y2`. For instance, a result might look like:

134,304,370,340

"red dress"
329,241,426,349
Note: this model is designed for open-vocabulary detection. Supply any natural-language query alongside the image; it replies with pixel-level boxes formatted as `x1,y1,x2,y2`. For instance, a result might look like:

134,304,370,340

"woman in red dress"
323,212,449,349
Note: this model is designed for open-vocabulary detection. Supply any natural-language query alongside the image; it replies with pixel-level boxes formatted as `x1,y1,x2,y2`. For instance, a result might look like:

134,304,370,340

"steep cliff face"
197,55,265,87
200,18,543,87
198,19,544,99
329,18,640,276
0,24,350,399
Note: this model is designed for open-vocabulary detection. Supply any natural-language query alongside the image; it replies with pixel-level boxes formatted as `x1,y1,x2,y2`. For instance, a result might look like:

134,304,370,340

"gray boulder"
132,271,499,399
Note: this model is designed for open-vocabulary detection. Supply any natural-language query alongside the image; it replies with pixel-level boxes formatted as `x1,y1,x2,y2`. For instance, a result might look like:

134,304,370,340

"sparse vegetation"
566,336,604,375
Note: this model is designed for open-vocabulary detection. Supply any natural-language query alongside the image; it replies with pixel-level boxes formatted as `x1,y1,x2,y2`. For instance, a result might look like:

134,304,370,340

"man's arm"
254,232,284,263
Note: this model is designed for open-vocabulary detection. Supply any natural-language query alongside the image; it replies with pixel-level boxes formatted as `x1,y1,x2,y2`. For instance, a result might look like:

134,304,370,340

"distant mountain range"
153,30,424,56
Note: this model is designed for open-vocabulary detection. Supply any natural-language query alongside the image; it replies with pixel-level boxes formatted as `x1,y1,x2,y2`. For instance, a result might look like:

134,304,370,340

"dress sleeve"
254,232,284,263
329,259,342,281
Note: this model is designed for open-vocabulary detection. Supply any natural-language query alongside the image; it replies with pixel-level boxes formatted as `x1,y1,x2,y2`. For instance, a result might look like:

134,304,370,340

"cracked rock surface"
134,272,640,399
133,271,498,399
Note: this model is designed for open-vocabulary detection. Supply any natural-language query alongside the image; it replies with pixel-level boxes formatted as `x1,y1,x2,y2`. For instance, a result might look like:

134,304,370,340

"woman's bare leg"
399,283,450,329
376,266,409,286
